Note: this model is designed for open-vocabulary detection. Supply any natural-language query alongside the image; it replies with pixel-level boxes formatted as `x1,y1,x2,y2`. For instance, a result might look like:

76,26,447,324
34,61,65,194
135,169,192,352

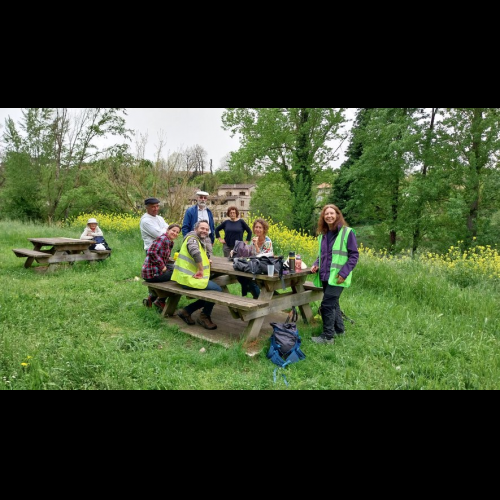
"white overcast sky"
0,108,351,169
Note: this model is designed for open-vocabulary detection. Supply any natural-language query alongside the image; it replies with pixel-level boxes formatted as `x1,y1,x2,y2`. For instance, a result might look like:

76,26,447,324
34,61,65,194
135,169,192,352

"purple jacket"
313,225,359,281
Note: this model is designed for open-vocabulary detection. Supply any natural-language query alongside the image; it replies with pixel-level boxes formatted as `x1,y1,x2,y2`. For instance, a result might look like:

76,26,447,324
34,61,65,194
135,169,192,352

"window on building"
240,191,246,196
226,191,232,196
240,201,245,207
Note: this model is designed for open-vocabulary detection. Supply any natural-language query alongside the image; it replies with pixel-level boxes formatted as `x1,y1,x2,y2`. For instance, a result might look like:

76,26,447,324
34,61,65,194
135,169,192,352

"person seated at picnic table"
172,219,222,331
214,206,252,258
236,218,274,300
142,224,182,311
80,217,111,250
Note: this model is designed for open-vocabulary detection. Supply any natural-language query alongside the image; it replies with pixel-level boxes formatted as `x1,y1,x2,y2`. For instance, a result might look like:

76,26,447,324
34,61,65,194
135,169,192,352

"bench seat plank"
143,281,267,312
13,248,51,259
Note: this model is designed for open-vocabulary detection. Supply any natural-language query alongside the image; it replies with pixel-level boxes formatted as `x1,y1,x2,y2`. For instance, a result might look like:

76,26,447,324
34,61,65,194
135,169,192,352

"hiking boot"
153,298,166,311
197,313,217,330
311,335,334,345
176,309,195,325
143,295,154,308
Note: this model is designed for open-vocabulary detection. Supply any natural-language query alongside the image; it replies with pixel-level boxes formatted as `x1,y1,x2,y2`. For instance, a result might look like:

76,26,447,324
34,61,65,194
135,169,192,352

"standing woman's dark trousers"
222,244,233,258
320,282,345,339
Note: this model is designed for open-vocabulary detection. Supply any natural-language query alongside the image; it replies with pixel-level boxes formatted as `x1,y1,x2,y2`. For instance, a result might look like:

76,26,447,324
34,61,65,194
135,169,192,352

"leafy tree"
249,173,292,223
1,108,132,222
222,108,347,233
330,108,374,222
345,108,425,253
437,108,500,244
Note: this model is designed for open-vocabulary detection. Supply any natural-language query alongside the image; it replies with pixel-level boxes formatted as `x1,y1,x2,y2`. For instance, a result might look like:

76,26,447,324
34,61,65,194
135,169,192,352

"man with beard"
182,191,215,244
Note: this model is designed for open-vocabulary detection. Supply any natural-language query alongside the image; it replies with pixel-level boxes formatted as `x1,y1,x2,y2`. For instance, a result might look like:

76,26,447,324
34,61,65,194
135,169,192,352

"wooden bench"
143,281,268,320
90,249,112,257
13,248,51,267
303,281,323,292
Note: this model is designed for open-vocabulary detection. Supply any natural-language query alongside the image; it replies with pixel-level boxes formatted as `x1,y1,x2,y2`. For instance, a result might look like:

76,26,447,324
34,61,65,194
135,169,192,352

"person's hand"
219,238,225,244
194,271,204,279
311,265,319,273
162,267,167,273
337,275,345,284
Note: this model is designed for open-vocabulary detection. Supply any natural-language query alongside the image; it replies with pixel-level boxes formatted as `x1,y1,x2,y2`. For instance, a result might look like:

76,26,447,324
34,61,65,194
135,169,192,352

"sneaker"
143,296,154,308
197,313,217,330
311,335,334,345
176,309,195,325
153,298,166,311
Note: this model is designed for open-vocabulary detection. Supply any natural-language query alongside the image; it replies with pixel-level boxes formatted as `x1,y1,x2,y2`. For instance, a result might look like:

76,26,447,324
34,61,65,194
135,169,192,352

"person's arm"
242,221,252,243
147,239,167,272
339,231,359,279
142,218,167,241
182,208,193,237
80,228,93,240
209,211,215,244
215,221,226,241
186,237,204,278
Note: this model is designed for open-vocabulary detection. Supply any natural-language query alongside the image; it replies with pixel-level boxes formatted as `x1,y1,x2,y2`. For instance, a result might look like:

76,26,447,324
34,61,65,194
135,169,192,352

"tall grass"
1,219,498,390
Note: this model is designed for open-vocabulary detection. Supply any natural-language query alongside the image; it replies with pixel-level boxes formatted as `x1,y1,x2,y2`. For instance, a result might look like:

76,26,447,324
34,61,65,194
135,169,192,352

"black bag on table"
232,255,285,289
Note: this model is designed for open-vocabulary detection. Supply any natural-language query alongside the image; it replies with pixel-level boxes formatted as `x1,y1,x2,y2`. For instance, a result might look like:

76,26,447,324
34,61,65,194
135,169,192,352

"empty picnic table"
13,237,111,272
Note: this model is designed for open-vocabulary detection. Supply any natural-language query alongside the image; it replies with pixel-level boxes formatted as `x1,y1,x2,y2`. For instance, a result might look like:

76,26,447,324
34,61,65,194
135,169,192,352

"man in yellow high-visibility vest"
172,220,222,330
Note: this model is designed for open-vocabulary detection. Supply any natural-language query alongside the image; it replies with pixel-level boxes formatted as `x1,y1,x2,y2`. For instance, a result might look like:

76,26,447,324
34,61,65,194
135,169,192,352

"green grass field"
1,220,499,390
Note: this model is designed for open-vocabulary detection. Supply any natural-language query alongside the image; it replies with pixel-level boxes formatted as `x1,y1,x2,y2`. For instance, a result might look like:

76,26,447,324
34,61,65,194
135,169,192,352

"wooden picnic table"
12,237,111,272
144,256,324,345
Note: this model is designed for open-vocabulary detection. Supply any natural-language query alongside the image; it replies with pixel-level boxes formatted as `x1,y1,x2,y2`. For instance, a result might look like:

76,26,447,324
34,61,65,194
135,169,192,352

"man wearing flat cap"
182,190,215,244
140,197,169,251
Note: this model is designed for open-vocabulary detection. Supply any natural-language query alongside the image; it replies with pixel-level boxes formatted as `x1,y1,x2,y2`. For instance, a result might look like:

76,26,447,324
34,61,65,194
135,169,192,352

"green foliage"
249,174,292,224
0,151,44,220
222,108,348,233
1,108,132,223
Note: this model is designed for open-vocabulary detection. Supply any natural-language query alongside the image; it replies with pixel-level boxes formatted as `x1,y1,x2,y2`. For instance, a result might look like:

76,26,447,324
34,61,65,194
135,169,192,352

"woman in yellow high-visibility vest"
310,205,359,344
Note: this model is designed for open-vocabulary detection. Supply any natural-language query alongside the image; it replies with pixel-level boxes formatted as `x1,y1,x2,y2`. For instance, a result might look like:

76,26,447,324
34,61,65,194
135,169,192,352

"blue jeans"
182,280,223,316
237,276,260,299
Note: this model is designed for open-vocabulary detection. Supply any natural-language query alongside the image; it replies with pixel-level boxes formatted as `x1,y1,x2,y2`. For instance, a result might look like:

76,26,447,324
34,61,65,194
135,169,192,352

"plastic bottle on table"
295,254,302,272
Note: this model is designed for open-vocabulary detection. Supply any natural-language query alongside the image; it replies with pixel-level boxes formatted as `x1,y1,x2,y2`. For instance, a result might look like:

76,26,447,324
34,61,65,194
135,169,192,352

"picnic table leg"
24,242,43,268
164,295,181,317
291,281,315,324
24,257,35,268
242,287,274,343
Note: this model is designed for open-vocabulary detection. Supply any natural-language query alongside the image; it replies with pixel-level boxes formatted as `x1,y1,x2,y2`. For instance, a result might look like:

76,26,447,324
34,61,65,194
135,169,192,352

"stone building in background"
185,184,256,223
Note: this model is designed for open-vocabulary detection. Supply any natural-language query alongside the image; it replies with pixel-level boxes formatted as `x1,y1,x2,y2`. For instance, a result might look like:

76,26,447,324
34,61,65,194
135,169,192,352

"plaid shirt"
141,234,174,279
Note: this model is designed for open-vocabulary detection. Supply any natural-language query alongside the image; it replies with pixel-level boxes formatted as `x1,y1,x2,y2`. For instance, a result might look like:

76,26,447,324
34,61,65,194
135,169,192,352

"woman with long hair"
310,205,359,344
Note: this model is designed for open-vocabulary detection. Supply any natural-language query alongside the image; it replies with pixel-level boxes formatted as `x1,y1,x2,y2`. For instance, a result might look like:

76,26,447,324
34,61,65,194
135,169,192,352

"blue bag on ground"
267,322,306,385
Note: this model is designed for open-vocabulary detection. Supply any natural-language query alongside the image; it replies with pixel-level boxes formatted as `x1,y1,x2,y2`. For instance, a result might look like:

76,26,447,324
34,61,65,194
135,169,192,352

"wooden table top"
28,237,93,246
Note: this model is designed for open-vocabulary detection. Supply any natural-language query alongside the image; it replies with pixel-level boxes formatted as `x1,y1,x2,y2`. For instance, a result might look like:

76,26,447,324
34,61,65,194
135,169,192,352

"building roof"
218,184,256,189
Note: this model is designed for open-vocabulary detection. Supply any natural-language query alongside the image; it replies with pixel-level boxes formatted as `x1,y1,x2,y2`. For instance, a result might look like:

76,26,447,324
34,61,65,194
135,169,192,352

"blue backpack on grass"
267,321,306,386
